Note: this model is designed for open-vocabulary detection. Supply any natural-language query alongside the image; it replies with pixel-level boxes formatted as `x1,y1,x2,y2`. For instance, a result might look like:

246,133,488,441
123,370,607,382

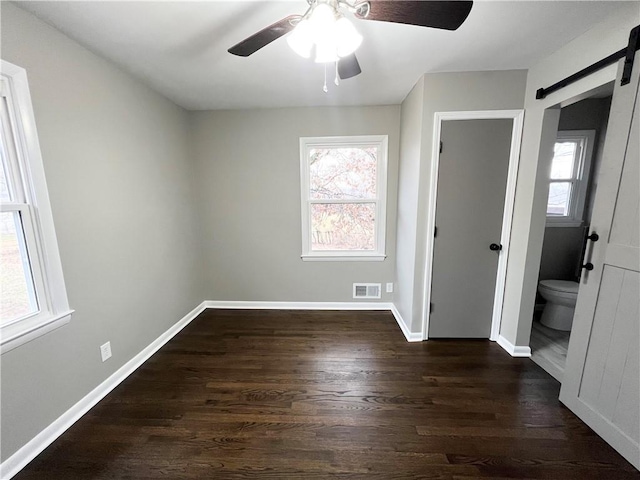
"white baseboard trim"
389,305,422,342
497,334,531,357
204,301,423,343
204,300,393,311
0,301,207,480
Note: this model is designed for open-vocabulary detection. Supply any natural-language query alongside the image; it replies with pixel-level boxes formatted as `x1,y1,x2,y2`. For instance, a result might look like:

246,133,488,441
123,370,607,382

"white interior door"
560,55,640,469
429,119,513,338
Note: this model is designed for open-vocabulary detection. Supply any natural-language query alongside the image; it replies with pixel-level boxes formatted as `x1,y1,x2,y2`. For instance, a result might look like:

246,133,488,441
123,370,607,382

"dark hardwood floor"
15,309,639,479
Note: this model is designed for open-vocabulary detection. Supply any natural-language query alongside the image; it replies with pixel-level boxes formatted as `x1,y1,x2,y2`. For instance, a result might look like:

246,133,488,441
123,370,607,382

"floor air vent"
353,283,381,299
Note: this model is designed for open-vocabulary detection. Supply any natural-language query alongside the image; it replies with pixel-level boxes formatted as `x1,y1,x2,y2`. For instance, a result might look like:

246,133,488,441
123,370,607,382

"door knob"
489,243,502,251
582,262,594,271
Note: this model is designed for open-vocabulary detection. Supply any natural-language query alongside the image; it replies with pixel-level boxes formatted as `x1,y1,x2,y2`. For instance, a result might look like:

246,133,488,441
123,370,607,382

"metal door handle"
579,231,599,276
489,243,502,251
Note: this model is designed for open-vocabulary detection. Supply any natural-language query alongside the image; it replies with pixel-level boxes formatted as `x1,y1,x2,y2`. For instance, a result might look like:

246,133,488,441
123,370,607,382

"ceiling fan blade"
338,54,362,79
228,15,300,57
357,1,473,30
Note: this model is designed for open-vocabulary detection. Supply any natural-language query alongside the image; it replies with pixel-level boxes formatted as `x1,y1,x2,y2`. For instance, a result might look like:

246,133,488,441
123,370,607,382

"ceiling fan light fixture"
309,2,336,33
314,36,339,63
335,17,362,58
287,1,362,64
287,18,313,58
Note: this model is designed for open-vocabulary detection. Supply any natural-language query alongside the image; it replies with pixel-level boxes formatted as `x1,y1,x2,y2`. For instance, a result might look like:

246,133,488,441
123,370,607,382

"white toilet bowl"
538,280,579,331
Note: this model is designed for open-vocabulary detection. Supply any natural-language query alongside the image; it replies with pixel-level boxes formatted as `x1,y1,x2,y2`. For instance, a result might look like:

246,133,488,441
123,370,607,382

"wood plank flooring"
15,309,639,479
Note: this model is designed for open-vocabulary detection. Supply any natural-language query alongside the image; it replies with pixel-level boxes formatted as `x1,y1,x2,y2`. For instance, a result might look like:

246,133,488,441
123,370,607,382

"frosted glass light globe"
335,17,362,57
287,18,313,58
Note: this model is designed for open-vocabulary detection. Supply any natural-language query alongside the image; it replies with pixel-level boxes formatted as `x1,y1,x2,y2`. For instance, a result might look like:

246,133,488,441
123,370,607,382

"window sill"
546,220,584,228
301,254,386,262
1,309,74,354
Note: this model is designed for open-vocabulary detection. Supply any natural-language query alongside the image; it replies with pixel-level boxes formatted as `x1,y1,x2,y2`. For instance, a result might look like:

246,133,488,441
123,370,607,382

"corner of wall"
395,76,427,335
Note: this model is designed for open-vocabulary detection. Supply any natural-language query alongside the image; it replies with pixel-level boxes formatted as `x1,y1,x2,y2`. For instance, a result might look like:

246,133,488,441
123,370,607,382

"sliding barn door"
560,54,640,469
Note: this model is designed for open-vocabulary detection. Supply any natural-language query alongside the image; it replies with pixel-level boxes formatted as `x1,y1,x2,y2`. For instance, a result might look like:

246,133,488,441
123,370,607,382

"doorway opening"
529,82,614,381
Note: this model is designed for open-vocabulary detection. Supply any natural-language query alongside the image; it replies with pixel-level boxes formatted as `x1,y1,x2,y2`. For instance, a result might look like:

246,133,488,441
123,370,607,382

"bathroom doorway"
530,84,613,381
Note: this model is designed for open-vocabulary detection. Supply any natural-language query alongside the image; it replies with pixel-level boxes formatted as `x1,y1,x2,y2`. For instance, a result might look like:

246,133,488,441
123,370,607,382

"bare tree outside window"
309,147,377,250
300,136,387,260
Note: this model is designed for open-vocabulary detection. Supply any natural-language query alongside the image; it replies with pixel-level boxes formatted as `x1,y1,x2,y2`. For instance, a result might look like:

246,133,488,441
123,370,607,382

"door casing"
422,110,525,341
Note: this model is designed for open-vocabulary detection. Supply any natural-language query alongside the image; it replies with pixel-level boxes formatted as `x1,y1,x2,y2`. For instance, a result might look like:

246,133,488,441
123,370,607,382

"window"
546,130,595,227
300,135,388,261
1,60,72,353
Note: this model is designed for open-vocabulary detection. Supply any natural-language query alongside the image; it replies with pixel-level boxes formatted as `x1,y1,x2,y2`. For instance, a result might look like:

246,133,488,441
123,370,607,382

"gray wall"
190,106,400,302
395,78,425,334
396,71,527,334
538,227,587,282
1,4,201,461
538,97,612,284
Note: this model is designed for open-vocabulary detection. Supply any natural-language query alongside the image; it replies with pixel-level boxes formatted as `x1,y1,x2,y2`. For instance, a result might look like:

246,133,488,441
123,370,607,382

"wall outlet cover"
386,282,394,293
100,341,112,362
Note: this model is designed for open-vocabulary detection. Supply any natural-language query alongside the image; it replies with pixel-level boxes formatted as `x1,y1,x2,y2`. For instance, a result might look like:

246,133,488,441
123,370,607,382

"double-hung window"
300,135,387,261
1,60,72,353
546,130,595,227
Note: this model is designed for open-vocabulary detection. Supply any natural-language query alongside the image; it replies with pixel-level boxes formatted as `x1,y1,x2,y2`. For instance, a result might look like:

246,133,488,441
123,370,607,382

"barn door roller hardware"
536,24,640,100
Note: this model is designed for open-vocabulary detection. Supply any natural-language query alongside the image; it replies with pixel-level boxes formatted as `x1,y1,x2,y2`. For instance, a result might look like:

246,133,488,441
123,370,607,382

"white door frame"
422,110,525,341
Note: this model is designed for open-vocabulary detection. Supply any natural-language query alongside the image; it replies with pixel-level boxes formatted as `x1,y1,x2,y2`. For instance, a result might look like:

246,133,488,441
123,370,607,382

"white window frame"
1,60,73,353
546,130,595,228
300,135,388,261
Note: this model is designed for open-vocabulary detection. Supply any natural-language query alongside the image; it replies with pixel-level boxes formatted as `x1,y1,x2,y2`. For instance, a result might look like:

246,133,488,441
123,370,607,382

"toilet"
538,280,580,331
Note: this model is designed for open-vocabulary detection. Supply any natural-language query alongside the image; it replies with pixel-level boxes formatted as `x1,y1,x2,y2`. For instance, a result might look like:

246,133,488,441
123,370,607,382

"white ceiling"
14,1,634,110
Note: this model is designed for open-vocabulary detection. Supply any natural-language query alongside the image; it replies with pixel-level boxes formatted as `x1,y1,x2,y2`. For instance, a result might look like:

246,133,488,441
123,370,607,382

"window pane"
547,182,572,216
1,212,38,325
309,147,377,200
311,203,375,251
0,137,12,202
551,141,577,179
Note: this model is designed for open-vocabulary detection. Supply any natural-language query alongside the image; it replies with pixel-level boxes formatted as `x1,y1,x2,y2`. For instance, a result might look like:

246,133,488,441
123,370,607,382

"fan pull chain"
334,62,340,86
323,64,328,93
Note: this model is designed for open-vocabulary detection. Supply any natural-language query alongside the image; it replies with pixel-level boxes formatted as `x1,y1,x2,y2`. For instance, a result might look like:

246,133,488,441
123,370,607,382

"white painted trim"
0,302,207,480
422,110,525,342
0,309,73,354
422,116,443,341
299,135,388,260
545,221,585,228
0,60,72,352
301,254,386,262
497,335,532,357
491,110,525,341
205,300,393,310
204,301,422,342
390,304,422,342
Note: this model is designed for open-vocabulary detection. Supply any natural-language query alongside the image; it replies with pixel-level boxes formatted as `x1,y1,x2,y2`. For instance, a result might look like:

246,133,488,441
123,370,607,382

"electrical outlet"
100,341,112,362
386,282,394,293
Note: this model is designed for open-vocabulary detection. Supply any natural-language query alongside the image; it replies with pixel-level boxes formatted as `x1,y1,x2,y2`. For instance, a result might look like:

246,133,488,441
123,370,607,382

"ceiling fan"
228,0,474,83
